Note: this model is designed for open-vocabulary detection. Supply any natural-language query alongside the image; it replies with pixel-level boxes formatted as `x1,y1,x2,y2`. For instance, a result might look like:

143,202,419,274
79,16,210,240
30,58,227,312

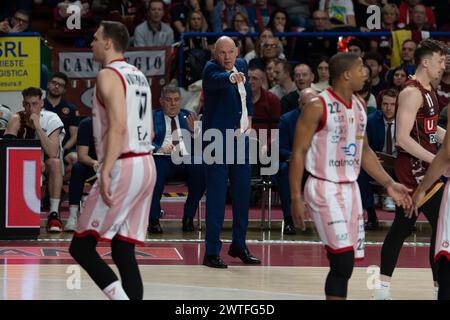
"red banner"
6,147,41,228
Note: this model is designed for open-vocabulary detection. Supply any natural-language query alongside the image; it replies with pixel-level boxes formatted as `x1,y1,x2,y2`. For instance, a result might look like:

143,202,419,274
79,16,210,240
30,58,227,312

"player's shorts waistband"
309,174,354,184
118,152,151,159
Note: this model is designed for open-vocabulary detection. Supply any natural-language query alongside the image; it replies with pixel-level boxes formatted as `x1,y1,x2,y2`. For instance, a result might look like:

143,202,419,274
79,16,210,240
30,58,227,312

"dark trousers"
205,161,251,256
69,162,96,206
380,186,443,282
357,169,374,210
276,162,292,221
149,156,206,221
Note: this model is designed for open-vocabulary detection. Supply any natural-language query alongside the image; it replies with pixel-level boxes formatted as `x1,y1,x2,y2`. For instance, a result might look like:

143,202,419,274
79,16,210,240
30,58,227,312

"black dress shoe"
148,220,163,233
283,222,296,235
228,244,261,264
182,216,195,232
364,219,379,231
203,255,228,268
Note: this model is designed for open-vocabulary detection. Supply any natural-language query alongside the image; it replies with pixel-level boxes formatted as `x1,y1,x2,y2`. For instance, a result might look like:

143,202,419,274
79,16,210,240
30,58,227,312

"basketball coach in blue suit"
202,36,261,268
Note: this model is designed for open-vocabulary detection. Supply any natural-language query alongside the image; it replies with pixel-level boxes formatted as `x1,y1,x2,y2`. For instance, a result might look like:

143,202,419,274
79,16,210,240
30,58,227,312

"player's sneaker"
64,215,77,232
47,212,63,233
382,197,396,212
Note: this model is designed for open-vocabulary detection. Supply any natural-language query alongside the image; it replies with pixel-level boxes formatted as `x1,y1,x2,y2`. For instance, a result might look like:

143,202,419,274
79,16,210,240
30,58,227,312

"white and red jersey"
305,88,367,183
92,59,153,163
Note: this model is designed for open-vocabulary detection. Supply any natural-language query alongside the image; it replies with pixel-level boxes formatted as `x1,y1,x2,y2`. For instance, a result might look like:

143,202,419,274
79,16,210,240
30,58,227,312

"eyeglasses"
313,17,328,21
50,80,66,88
12,16,29,24
263,44,277,49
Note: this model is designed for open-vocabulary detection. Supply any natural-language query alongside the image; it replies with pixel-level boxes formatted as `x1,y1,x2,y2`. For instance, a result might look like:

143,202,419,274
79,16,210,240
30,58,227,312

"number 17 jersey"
92,59,153,163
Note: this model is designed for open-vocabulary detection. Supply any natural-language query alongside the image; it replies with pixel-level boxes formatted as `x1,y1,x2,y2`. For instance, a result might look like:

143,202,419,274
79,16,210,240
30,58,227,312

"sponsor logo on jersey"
424,115,438,134
62,107,70,115
91,219,100,228
336,233,349,241
341,143,357,157
443,241,449,248
331,135,341,144
334,115,345,123
329,159,360,167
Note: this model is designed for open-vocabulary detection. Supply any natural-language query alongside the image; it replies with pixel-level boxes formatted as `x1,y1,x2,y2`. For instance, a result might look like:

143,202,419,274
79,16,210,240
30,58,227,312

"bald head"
214,36,238,70
298,88,318,110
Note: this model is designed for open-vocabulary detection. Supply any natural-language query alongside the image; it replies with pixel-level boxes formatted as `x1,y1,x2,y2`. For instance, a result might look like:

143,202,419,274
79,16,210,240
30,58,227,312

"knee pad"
328,250,355,280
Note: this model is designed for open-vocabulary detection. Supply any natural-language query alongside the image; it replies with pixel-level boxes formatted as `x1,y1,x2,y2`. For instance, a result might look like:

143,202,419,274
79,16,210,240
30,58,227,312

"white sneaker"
64,215,77,232
382,196,396,212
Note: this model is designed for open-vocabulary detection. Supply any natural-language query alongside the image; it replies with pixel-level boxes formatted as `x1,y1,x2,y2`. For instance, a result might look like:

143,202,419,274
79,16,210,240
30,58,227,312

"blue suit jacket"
279,108,300,162
152,108,193,151
202,58,253,133
366,110,386,152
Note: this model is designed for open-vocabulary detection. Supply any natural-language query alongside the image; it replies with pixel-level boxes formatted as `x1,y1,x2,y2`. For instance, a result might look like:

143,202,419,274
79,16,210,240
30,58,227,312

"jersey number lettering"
136,90,148,120
328,102,341,114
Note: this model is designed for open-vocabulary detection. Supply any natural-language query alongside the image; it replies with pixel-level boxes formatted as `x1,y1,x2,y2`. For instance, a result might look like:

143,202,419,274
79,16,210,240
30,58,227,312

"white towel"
232,66,248,133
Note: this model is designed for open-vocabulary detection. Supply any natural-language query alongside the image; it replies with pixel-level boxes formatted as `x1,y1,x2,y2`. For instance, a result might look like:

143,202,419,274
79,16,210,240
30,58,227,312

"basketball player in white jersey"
69,21,156,300
411,88,450,300
289,52,412,300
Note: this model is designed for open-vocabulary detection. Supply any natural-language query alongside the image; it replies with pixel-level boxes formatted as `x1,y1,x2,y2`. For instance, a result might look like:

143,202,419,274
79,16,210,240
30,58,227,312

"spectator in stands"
291,10,337,63
259,37,284,65
170,0,201,39
65,117,97,231
107,0,138,34
319,0,356,29
210,0,248,32
185,9,213,51
269,59,296,99
311,56,330,92
399,39,417,75
183,10,213,86
0,9,30,33
377,65,408,106
44,72,79,182
273,0,310,28
365,52,387,98
246,0,272,33
386,39,417,82
368,3,400,57
406,3,435,31
389,65,409,90
244,28,274,63
0,105,12,135
224,12,255,57
149,85,206,233
277,88,317,234
358,88,399,230
281,63,315,114
249,64,280,155
357,62,377,113
398,0,435,30
134,0,174,47
265,59,277,89
265,8,293,54
347,38,365,57
3,87,65,233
